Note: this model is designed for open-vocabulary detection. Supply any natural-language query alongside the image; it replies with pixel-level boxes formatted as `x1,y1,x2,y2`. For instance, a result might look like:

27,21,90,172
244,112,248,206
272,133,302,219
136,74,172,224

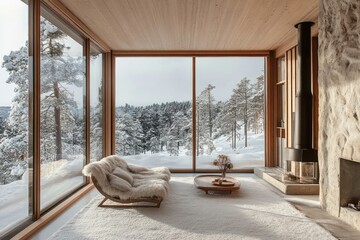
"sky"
0,0,85,107
0,0,28,106
0,1,264,108
116,57,264,106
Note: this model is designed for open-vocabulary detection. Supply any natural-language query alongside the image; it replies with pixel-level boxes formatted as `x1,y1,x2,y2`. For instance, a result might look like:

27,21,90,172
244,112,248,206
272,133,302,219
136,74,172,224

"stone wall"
318,0,360,230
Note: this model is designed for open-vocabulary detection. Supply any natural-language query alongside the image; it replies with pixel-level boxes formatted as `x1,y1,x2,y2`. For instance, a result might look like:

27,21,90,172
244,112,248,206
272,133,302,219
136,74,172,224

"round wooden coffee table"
194,175,240,194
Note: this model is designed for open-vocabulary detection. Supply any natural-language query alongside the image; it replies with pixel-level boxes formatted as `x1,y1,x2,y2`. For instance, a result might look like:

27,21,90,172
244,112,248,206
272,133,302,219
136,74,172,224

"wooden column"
29,0,41,220
111,53,116,154
265,51,276,167
104,52,112,156
192,57,196,172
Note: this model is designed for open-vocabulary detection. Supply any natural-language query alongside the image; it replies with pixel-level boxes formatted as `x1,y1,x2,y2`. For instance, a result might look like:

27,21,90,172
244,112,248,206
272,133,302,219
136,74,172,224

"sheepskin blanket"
83,155,171,200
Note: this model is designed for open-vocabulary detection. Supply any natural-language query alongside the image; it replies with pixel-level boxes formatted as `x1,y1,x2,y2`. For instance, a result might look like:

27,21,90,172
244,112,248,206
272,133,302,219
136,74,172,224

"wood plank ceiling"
59,0,318,51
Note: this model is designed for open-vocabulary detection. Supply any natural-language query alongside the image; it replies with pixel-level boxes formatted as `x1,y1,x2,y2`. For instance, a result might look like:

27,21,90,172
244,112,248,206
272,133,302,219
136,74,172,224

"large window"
115,56,265,170
0,0,32,234
196,58,265,169
0,2,105,237
40,8,86,210
90,44,104,161
115,57,193,169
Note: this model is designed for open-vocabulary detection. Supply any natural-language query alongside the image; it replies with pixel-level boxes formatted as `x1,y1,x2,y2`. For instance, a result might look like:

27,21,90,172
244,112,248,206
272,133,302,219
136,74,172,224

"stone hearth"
319,0,360,231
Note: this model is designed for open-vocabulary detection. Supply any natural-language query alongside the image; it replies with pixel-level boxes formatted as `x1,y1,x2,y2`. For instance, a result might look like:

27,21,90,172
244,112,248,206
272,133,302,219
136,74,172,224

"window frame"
0,0,109,237
112,53,271,173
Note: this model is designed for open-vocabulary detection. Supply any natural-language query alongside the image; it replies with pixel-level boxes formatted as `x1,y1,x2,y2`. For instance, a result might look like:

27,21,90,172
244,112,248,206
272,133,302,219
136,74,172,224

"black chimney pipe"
286,21,317,162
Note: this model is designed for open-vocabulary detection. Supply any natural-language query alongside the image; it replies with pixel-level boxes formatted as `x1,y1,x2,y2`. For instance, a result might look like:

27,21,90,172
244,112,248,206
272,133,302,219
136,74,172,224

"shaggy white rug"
49,176,336,240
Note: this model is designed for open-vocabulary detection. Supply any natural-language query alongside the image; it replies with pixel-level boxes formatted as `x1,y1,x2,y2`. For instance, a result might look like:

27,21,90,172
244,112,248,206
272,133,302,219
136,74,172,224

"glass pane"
277,84,286,127
0,0,31,234
196,57,265,169
281,84,285,124
277,56,285,83
90,44,104,161
115,57,192,169
40,8,86,209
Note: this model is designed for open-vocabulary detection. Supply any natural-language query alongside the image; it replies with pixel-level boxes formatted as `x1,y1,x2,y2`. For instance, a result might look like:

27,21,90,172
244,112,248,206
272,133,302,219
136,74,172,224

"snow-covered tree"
250,74,264,134
183,107,193,156
90,85,104,161
196,84,215,155
166,111,189,156
116,113,144,155
149,136,160,153
0,46,29,162
217,96,240,149
40,19,84,162
0,18,84,184
0,45,29,183
232,77,252,147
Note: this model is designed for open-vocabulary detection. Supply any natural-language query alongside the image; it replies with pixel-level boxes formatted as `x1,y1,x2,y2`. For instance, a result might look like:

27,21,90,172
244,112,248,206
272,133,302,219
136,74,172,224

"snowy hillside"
0,157,84,232
123,130,264,169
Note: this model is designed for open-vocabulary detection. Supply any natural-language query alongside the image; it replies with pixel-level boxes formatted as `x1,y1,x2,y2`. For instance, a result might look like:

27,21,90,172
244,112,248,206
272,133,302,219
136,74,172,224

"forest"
115,75,264,158
0,19,103,184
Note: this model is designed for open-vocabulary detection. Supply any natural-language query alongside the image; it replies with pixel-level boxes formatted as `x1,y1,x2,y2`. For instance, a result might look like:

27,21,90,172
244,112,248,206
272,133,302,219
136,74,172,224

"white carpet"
49,176,336,240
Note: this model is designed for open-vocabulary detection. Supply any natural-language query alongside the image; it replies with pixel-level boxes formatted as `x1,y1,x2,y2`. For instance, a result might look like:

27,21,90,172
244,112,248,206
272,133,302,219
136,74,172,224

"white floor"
29,174,360,240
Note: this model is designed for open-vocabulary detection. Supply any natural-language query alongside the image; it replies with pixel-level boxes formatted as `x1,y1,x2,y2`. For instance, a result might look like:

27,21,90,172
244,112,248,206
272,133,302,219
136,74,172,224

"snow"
123,131,264,169
10,165,25,176
0,157,84,232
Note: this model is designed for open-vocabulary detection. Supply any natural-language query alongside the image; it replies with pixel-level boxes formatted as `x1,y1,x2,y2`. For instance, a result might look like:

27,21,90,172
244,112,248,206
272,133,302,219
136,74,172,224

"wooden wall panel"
285,46,298,148
291,48,297,111
286,50,292,147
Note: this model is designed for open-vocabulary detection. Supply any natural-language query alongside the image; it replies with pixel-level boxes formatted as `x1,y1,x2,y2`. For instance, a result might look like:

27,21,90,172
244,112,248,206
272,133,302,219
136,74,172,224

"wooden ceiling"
59,0,318,51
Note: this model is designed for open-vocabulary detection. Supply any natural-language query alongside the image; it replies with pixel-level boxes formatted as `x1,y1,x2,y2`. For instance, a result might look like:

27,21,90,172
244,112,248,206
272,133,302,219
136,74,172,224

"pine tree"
233,77,252,147
217,96,239,149
250,74,264,134
196,84,215,155
149,136,160,153
40,19,84,162
0,18,84,182
166,111,189,156
115,113,144,156
90,85,104,161
0,46,29,163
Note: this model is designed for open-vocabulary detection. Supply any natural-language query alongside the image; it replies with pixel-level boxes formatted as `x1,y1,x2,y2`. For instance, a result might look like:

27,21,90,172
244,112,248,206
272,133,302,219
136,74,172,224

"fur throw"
83,155,171,200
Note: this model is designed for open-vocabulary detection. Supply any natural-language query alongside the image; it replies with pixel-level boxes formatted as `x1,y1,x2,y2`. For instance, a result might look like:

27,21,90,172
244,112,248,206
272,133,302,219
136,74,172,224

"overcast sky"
116,57,264,106
0,0,86,107
0,0,28,106
1,1,264,108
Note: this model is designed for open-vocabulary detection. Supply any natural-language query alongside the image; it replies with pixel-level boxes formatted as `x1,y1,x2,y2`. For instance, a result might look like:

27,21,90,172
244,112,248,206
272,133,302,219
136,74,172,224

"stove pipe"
286,21,317,162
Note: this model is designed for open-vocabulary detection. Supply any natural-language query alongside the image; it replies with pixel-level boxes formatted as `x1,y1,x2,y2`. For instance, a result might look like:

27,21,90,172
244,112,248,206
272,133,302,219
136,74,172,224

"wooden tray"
211,180,235,186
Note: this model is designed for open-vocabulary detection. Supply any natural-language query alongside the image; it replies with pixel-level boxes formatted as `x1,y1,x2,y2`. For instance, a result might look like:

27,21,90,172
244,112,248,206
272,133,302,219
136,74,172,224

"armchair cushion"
108,174,132,192
112,167,134,184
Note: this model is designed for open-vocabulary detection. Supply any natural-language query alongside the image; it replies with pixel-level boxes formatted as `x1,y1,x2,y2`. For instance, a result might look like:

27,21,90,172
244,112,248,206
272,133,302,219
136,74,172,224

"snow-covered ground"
123,131,264,169
0,157,84,233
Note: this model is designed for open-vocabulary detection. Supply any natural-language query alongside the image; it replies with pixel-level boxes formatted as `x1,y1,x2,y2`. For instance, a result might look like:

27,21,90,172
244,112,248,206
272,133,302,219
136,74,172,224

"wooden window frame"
111,51,276,171
5,0,111,238
275,56,286,168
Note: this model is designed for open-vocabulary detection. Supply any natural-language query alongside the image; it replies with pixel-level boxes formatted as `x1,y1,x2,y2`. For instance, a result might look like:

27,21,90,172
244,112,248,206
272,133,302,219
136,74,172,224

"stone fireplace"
340,158,360,209
319,0,360,231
